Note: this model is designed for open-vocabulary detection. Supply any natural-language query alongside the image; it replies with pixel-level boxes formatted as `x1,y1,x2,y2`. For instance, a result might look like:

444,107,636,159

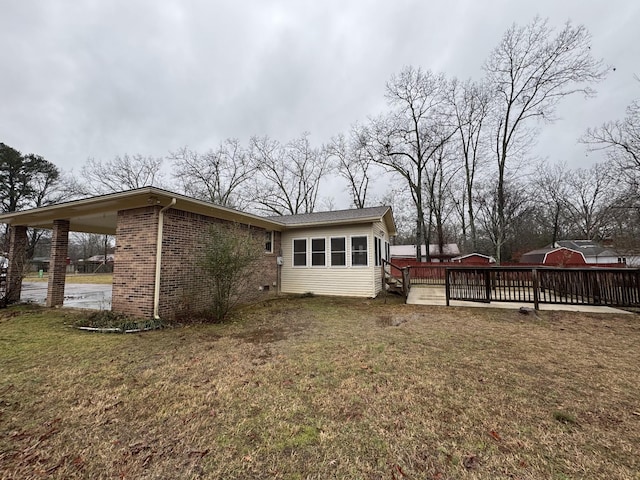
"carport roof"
0,187,284,234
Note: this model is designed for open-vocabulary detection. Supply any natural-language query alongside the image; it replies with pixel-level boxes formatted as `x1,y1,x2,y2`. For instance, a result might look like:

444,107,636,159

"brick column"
46,219,70,307
6,225,27,303
112,207,159,318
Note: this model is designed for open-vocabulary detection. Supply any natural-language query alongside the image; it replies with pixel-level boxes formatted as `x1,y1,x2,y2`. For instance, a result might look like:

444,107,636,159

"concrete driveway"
407,285,631,313
21,282,112,310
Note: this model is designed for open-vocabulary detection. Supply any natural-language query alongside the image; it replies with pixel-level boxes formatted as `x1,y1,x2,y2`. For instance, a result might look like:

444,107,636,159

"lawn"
23,273,113,284
0,297,638,479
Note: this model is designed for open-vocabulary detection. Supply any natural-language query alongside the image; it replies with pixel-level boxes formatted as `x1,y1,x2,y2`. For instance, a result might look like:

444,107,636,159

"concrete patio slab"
21,282,112,310
406,285,632,314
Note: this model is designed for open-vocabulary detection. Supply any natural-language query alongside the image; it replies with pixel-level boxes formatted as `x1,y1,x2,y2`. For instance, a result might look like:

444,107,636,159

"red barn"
451,253,496,265
519,247,586,266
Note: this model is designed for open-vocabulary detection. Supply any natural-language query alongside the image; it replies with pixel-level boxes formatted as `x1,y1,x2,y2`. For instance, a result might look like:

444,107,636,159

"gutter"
154,198,177,320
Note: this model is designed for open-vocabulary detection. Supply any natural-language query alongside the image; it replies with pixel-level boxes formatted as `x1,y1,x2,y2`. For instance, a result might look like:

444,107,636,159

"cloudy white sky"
1,0,639,207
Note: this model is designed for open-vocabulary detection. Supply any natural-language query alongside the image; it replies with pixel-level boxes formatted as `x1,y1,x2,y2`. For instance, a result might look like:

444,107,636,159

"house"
519,246,586,266
390,243,460,262
0,187,396,319
451,253,496,265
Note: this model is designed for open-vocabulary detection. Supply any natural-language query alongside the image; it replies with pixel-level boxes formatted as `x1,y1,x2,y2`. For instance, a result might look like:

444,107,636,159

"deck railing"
445,266,640,309
382,259,410,297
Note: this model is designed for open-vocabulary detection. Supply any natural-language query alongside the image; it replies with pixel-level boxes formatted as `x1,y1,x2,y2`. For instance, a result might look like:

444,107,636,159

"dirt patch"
233,326,289,344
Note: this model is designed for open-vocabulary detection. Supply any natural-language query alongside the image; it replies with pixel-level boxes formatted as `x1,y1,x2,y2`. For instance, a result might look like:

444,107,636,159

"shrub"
199,223,264,322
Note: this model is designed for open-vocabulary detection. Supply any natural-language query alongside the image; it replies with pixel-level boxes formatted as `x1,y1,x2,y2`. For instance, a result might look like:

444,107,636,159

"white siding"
281,224,379,297
372,221,391,295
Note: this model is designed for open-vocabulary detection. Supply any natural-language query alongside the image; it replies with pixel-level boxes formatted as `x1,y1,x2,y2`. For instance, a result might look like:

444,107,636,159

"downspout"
154,198,176,320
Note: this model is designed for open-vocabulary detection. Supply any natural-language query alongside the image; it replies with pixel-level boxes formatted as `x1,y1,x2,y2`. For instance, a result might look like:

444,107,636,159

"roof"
390,244,460,258
452,253,496,263
0,187,397,236
552,240,619,258
272,206,396,235
0,187,285,234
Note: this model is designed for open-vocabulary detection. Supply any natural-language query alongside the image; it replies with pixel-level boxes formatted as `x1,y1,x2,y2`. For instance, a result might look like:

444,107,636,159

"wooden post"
402,267,410,297
484,269,491,303
532,268,539,310
445,268,450,306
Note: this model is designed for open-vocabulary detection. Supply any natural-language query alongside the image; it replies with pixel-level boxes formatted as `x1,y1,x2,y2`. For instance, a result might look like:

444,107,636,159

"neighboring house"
519,247,586,266
451,253,496,265
390,243,460,262
77,254,116,273
0,187,396,319
85,254,116,263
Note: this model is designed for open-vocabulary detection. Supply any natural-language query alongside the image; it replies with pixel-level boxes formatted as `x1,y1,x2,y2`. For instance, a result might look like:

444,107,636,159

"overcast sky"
1,0,638,208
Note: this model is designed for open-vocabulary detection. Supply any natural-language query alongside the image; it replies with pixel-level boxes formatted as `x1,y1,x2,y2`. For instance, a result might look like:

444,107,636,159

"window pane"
331,237,346,266
351,236,368,266
352,252,367,266
312,252,325,266
294,239,306,253
265,231,273,252
331,252,346,266
311,238,325,266
293,239,306,266
331,237,345,251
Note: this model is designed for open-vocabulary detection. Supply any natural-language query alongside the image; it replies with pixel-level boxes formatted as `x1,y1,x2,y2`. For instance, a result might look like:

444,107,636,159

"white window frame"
330,236,347,267
311,237,327,267
292,238,307,267
350,235,369,267
375,236,383,266
265,231,274,254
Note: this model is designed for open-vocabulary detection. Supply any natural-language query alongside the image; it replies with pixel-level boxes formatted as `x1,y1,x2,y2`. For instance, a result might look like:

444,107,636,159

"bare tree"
582,90,640,195
327,124,378,209
371,66,456,261
484,17,607,262
170,140,255,209
448,79,491,251
533,160,571,245
477,179,533,260
250,133,330,215
79,154,165,195
424,143,460,258
563,163,615,240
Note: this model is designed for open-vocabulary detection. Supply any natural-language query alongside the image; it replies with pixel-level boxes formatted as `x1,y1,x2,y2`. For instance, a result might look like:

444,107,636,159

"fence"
0,267,6,297
445,266,640,309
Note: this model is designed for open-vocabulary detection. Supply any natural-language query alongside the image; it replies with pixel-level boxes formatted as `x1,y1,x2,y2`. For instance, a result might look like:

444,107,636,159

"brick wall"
112,206,159,318
112,206,280,320
158,209,279,320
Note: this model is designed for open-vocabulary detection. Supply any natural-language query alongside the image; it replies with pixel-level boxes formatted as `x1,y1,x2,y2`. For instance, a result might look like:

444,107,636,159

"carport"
0,187,281,319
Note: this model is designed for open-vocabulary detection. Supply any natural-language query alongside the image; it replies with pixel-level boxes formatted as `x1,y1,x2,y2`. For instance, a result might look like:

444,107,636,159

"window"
311,238,326,266
375,237,382,266
385,241,390,262
265,231,273,253
330,237,346,266
351,236,368,266
293,239,307,266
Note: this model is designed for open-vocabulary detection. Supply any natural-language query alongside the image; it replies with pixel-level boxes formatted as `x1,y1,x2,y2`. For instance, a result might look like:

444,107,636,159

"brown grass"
23,273,113,284
0,297,638,479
